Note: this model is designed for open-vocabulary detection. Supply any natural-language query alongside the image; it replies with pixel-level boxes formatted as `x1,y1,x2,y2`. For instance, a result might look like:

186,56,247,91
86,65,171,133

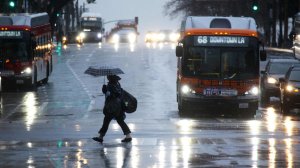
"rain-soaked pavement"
0,43,300,167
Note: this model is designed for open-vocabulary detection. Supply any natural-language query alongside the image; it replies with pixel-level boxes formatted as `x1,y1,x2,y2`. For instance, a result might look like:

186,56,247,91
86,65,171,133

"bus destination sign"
0,31,22,38
195,36,249,47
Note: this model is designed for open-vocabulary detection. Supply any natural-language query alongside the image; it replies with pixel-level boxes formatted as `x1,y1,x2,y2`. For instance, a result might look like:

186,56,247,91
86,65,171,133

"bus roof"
182,16,257,31
81,12,102,18
0,13,49,27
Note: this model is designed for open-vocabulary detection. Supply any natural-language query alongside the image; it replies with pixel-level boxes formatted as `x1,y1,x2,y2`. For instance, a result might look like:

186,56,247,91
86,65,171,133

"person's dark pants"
99,113,131,136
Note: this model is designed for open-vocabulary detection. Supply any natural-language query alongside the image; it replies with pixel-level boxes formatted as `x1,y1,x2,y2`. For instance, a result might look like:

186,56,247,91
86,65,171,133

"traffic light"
135,16,139,24
8,0,15,8
252,0,258,11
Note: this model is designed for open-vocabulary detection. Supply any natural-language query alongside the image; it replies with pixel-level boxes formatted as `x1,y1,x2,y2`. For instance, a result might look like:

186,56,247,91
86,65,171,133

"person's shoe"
121,137,132,143
92,137,103,143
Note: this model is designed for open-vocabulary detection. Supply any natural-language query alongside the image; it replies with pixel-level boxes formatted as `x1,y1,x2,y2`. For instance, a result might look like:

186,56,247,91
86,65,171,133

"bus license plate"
204,88,237,96
16,80,24,84
239,103,249,108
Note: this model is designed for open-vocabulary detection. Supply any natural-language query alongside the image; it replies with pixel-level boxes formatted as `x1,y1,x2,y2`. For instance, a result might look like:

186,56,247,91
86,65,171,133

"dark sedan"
279,66,300,114
260,59,300,105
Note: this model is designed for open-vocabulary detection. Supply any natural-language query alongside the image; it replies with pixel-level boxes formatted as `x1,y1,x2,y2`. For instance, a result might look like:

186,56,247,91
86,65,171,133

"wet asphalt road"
0,43,300,167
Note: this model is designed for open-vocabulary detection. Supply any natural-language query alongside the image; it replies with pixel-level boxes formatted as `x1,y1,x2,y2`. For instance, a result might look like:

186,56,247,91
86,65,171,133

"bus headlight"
245,86,259,95
21,67,32,74
97,33,102,38
181,85,191,94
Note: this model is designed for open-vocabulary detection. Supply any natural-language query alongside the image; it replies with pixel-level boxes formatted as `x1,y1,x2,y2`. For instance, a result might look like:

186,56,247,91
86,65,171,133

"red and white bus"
0,13,52,89
176,16,266,117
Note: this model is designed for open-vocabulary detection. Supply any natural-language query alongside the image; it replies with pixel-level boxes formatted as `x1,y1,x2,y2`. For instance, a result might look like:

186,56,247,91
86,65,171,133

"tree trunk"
272,0,278,46
283,0,289,47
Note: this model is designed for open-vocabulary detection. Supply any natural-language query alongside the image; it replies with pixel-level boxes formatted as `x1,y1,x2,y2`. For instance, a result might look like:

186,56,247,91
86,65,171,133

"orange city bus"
176,16,266,117
0,13,53,89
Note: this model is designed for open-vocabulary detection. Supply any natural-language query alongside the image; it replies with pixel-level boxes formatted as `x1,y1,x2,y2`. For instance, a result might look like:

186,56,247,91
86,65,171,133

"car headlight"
21,67,32,74
97,33,102,38
128,33,136,43
113,34,120,43
267,77,277,84
169,33,180,42
181,85,191,94
245,86,259,95
286,85,299,93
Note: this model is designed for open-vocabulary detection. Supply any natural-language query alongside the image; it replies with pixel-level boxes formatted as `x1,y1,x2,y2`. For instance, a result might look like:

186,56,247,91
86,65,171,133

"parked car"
278,66,300,114
260,58,300,105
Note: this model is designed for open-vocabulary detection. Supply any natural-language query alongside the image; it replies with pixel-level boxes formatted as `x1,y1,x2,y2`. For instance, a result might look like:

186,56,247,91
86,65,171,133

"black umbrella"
85,66,124,77
84,66,124,83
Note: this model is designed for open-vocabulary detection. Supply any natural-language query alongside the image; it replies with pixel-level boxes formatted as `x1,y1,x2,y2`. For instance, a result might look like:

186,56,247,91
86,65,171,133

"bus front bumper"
1,75,32,85
181,94,258,112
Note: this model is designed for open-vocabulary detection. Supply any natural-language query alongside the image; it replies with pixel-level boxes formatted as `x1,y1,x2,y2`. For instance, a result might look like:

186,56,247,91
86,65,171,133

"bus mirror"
176,46,183,57
260,50,267,61
102,28,105,33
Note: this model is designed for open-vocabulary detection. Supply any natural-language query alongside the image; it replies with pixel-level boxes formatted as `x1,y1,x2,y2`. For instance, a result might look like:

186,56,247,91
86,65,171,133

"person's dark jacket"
102,82,122,98
102,81,123,117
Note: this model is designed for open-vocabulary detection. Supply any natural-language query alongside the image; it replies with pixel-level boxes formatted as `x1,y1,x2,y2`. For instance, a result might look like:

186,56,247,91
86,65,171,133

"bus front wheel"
178,99,189,116
31,67,37,89
42,62,49,84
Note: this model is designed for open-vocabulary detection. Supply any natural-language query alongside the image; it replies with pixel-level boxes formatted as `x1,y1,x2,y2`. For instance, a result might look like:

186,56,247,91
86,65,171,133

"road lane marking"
66,59,92,100
66,48,97,112
2,104,23,120
2,102,48,121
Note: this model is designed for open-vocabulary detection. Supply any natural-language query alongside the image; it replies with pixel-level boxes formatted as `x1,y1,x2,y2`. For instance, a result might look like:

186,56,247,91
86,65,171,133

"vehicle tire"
260,90,270,106
240,108,257,118
1,79,11,91
50,56,53,73
42,62,49,84
178,99,189,117
31,67,38,90
281,101,290,115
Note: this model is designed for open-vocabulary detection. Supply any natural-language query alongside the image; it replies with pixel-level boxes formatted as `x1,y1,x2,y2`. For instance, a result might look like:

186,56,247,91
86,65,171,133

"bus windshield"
81,21,102,30
0,40,29,62
183,47,258,79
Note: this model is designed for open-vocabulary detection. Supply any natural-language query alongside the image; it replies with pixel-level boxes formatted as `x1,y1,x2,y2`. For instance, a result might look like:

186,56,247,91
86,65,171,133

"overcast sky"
79,0,181,35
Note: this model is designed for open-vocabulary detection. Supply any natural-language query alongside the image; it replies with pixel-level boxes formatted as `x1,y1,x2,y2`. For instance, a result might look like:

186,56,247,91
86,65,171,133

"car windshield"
117,28,136,35
269,62,300,74
289,70,300,81
183,47,257,79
